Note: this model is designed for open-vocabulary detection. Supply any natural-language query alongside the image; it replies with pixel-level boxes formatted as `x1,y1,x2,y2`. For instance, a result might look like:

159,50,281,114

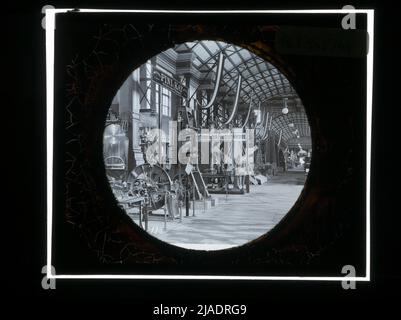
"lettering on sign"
152,70,188,98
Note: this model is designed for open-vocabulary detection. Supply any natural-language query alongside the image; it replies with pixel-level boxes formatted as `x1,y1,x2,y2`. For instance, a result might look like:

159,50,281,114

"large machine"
103,106,209,231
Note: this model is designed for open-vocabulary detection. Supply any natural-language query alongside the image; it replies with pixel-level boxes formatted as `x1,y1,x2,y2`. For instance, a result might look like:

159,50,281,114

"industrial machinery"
127,163,172,211
107,163,176,231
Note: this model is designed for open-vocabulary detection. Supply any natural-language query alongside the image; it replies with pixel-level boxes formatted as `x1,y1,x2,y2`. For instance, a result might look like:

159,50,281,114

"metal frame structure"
104,40,312,206
173,42,308,139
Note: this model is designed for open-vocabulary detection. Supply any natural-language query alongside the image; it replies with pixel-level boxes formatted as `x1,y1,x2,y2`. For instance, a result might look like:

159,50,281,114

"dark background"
6,0,401,313
51,12,367,276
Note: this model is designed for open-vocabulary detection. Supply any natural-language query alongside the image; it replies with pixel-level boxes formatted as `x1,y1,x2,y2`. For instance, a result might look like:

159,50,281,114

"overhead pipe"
277,130,283,146
224,75,242,125
262,126,269,141
256,100,270,139
198,52,225,109
255,102,264,137
263,112,270,138
256,110,266,138
241,97,253,129
261,114,274,141
260,111,270,140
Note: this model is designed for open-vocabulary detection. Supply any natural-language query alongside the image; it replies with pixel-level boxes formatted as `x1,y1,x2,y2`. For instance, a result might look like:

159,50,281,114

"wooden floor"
129,171,306,251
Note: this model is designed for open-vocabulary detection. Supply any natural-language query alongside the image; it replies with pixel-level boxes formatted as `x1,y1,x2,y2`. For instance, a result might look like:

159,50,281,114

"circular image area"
103,40,311,250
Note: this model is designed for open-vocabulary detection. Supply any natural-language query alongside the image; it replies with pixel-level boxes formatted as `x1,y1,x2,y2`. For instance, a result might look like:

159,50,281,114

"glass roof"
173,41,311,146
175,40,296,104
270,112,311,146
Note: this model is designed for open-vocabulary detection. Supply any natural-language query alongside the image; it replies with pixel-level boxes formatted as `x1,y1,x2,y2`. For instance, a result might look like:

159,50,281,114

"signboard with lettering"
152,69,188,98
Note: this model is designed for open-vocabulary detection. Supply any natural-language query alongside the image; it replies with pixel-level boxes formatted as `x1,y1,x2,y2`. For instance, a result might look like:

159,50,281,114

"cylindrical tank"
103,124,129,171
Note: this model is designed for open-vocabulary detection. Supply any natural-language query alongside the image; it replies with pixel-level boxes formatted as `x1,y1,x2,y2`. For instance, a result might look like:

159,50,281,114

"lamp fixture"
281,97,289,114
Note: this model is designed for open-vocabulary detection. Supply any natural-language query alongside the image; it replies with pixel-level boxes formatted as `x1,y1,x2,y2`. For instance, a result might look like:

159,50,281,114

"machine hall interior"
103,40,312,250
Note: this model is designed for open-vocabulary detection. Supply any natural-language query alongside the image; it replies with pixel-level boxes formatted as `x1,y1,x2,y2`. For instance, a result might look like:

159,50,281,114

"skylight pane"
194,45,210,63
204,41,219,56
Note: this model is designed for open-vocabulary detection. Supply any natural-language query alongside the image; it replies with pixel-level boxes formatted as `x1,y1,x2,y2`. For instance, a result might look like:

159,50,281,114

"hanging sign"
152,69,188,98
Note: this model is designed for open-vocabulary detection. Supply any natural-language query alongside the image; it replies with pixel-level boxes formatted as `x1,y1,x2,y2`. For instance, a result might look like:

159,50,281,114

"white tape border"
46,9,373,281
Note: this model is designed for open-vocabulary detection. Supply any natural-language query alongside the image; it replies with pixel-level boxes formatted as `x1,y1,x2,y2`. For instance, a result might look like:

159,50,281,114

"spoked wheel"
127,164,172,210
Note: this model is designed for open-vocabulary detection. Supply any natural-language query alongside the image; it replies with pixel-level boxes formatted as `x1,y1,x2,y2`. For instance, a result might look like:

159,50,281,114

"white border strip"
51,275,369,281
365,10,374,281
46,9,55,278
46,9,373,281
53,9,371,14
